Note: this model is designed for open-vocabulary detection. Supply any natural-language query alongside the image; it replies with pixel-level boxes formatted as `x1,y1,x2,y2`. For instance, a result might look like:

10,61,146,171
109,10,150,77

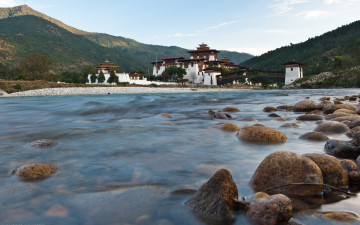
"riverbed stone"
322,104,339,114
277,105,294,111
325,112,353,120
340,159,357,172
348,127,360,137
236,126,287,143
208,110,216,117
274,117,287,122
349,96,358,101
250,192,270,201
29,139,58,148
249,151,324,197
349,171,360,184
348,120,360,129
297,114,323,121
299,132,329,141
336,104,357,111
185,169,238,218
332,115,360,122
293,99,318,112
356,107,360,115
324,140,360,159
303,153,349,187
314,121,349,134
223,106,240,112
353,132,360,146
280,123,300,128
263,106,277,112
247,194,292,225
213,123,239,132
215,112,229,120
334,109,356,115
321,212,360,223
12,163,57,181
320,96,331,101
268,113,280,117
159,113,172,119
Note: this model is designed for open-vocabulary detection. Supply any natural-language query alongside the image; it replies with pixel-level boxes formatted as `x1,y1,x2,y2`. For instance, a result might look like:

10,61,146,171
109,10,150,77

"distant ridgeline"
242,20,360,76
0,5,252,73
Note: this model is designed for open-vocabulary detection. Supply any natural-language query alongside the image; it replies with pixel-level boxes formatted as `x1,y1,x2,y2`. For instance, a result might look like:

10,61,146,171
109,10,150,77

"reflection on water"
0,89,359,225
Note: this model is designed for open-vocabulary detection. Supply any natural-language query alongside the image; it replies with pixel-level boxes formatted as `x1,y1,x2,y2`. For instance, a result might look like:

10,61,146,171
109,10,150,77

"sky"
0,0,360,56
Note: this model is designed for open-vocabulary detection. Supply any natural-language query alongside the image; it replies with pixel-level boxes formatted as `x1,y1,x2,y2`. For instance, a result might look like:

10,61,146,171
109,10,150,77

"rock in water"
12,163,57,181
303,153,349,187
321,212,360,223
293,99,318,112
29,139,58,148
299,132,329,141
322,104,339,114
314,121,349,134
249,151,323,197
324,140,360,159
185,169,238,218
223,106,240,112
296,114,324,121
237,126,287,143
263,106,277,112
213,123,239,132
247,194,293,225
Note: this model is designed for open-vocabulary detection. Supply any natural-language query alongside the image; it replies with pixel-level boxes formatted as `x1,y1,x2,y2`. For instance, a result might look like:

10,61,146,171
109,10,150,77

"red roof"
178,58,205,62
187,49,220,54
283,61,305,66
161,57,185,60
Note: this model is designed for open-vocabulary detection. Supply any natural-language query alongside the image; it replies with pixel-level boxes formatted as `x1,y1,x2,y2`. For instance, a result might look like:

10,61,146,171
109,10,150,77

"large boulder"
236,126,287,143
303,153,349,187
249,151,324,197
299,132,329,141
296,114,323,121
293,99,318,112
247,194,293,225
314,121,349,134
185,169,238,218
12,163,57,181
324,140,360,159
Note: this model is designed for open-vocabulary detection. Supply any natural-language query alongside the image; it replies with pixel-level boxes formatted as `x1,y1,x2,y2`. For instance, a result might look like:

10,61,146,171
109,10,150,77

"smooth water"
0,89,359,225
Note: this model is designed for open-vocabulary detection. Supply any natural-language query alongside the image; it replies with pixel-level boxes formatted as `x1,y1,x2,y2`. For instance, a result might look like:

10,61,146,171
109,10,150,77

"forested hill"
242,20,360,75
0,5,253,72
0,15,146,72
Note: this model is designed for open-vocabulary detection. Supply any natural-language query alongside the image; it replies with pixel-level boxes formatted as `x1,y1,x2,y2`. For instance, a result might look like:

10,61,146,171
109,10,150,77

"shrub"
14,84,22,90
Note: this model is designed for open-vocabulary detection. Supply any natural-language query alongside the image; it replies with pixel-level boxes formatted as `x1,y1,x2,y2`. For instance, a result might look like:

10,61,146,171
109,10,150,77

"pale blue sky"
1,0,360,55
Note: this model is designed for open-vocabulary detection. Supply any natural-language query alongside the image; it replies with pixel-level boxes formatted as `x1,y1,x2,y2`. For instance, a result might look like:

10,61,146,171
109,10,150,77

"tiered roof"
97,60,119,71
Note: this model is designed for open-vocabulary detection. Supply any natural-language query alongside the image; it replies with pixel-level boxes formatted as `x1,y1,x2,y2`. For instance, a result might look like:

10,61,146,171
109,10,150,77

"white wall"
87,73,131,85
285,66,303,85
204,72,220,85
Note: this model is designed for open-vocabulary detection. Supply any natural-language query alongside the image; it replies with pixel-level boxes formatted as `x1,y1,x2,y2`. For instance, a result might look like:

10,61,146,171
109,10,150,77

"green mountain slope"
0,5,252,71
242,20,360,75
0,15,146,72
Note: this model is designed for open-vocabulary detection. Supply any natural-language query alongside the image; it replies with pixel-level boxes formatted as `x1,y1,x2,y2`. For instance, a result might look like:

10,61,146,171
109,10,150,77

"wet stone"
29,139,58,148
340,159,357,172
321,212,360,223
299,132,329,141
223,106,240,112
336,104,357,111
349,171,360,184
215,112,229,120
296,114,323,121
348,120,360,129
277,105,294,111
322,104,339,114
314,121,349,134
331,115,360,122
268,113,281,117
324,140,360,159
293,99,318,112
280,123,300,128
12,163,57,181
159,113,172,119
263,106,277,112
237,126,287,143
213,123,239,132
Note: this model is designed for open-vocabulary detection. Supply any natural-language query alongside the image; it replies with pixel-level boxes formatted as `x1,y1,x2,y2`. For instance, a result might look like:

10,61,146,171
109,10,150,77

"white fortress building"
283,61,304,85
151,44,240,85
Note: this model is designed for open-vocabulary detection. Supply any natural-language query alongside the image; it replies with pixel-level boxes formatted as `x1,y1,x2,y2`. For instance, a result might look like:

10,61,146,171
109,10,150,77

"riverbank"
0,86,253,97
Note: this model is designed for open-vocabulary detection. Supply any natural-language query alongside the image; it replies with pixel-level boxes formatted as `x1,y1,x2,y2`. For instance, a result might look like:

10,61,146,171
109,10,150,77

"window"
291,68,293,71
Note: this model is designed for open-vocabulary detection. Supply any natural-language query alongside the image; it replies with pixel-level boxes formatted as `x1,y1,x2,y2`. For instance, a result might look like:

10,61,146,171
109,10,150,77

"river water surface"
0,88,359,225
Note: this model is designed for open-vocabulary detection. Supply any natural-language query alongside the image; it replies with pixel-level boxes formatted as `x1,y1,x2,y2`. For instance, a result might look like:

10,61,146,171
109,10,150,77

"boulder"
340,159,357,172
12,163,57,181
334,99,343,104
324,140,360,159
325,112,353,120
299,132,329,141
349,171,360,184
334,109,356,114
296,114,323,121
268,113,280,117
322,104,339,114
215,112,229,120
356,107,360,115
280,123,300,128
249,151,324,196
353,132,360,146
208,110,216,117
293,99,318,112
29,139,58,148
349,96,358,101
314,121,349,134
331,115,360,122
317,101,331,110
185,169,238,218
247,194,292,225
263,106,277,112
240,117,256,121
213,123,239,132
274,117,287,122
236,126,287,143
308,110,323,115
250,192,269,201
277,105,294,111
303,153,349,187
223,106,240,112
336,104,357,111
321,212,360,223
348,120,360,129
319,96,331,101
347,126,360,138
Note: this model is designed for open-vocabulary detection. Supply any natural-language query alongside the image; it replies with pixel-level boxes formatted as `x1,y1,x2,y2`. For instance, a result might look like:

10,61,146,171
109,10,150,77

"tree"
334,56,343,70
107,70,118,84
189,71,197,83
81,65,97,83
98,70,105,83
165,66,186,82
90,74,97,83
19,54,53,80
161,71,170,82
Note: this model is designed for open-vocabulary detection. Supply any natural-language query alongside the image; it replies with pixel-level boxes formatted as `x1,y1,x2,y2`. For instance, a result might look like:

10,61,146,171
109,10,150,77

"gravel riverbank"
0,87,252,97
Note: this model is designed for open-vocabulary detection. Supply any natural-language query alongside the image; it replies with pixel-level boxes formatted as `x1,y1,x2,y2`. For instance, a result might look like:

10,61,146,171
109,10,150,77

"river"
0,88,359,225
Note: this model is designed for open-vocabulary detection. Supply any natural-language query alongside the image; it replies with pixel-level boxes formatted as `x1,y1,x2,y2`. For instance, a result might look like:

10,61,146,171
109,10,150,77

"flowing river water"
0,88,359,225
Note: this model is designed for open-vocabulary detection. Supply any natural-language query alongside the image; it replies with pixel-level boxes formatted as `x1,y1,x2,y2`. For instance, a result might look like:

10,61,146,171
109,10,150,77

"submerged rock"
159,113,172,119
324,140,360,159
215,112,230,120
303,153,349,187
29,139,58,148
280,123,300,128
236,126,287,143
223,106,240,112
347,127,360,138
12,163,57,181
321,212,360,223
268,113,280,117
299,132,329,141
263,106,277,112
319,96,331,101
296,114,324,121
293,99,318,112
185,169,238,218
249,151,323,197
274,117,287,122
247,194,292,225
213,123,239,132
314,121,349,134
277,105,294,111
208,110,216,117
